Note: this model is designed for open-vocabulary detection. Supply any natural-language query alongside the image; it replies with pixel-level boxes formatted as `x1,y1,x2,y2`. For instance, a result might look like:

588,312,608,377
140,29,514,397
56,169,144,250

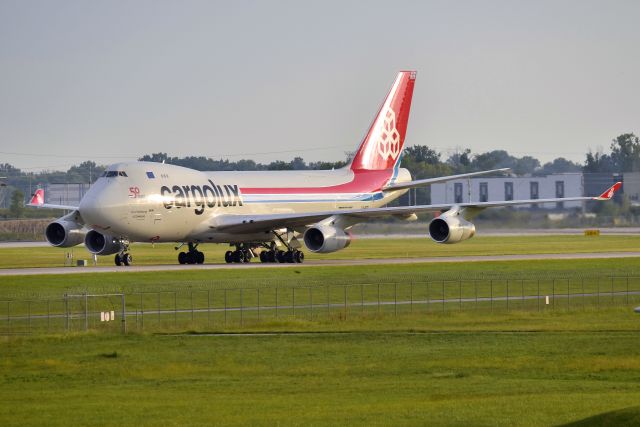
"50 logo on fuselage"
160,180,243,215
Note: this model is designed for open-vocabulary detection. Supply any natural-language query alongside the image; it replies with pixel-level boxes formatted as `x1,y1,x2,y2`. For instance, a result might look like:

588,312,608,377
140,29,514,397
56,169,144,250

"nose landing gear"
177,243,205,265
114,241,132,266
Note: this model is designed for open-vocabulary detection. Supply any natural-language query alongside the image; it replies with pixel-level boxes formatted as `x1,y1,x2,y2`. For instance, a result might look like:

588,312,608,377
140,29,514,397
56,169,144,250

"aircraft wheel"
232,251,242,263
285,251,294,263
242,250,251,263
276,250,285,263
196,251,205,264
225,251,233,263
294,251,304,263
178,252,187,264
114,254,122,266
259,251,268,263
122,253,132,266
268,250,276,263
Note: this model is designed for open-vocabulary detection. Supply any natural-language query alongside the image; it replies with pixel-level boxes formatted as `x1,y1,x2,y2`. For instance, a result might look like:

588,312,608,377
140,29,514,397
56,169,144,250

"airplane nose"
79,181,121,229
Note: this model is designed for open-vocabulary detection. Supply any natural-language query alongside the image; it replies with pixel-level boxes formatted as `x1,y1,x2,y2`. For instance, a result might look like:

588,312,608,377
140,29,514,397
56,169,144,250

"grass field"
2,309,640,426
1,234,640,269
2,236,640,425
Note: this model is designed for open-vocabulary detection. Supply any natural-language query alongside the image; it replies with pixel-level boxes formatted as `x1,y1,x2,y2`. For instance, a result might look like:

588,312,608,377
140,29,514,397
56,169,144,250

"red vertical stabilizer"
350,71,416,172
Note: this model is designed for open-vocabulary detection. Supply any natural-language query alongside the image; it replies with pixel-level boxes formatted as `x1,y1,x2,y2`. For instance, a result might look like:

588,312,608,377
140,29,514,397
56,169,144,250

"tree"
610,133,640,172
9,189,24,218
405,145,441,165
584,150,615,173
539,157,582,175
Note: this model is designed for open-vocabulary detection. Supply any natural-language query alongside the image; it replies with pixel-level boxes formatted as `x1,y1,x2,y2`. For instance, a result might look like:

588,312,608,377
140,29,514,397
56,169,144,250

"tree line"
1,133,637,193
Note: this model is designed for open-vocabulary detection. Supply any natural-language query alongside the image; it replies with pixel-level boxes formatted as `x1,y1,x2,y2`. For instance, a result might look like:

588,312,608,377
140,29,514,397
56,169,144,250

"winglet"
594,182,622,201
28,189,44,206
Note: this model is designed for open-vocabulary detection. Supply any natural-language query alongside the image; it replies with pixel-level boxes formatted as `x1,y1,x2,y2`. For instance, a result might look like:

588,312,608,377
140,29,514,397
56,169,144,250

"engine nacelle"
45,219,86,248
84,230,121,255
428,214,476,244
303,225,351,253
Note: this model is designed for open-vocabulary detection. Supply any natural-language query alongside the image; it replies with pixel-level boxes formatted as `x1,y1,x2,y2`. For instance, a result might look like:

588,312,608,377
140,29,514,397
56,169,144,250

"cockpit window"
101,171,127,178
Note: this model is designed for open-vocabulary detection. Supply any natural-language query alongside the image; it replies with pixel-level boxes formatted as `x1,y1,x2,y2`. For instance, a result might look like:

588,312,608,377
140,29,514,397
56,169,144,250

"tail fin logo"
376,108,401,161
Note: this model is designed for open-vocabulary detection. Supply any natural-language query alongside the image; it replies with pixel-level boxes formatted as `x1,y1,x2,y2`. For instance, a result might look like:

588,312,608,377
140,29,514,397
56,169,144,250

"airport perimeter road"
1,251,639,276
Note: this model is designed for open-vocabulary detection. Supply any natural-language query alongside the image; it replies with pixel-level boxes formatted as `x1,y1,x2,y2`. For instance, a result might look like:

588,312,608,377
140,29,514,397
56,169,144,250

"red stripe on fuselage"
240,169,392,195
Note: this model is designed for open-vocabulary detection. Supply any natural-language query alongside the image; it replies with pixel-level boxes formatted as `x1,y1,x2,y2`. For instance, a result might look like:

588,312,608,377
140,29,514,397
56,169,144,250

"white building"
430,173,584,209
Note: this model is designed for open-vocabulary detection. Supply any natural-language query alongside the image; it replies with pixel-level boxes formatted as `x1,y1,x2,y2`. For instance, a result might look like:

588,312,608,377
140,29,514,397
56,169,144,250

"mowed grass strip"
2,258,640,298
2,309,640,426
1,235,640,269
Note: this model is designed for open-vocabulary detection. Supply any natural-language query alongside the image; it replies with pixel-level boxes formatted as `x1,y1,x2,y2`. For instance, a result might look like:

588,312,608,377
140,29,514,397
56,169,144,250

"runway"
1,251,639,276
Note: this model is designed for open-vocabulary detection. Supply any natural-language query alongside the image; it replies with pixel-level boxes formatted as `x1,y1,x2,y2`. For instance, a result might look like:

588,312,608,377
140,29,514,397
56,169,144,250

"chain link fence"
2,275,640,335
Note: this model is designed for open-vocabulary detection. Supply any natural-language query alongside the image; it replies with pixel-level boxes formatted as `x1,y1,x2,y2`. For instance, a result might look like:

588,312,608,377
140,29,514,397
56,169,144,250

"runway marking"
1,251,640,276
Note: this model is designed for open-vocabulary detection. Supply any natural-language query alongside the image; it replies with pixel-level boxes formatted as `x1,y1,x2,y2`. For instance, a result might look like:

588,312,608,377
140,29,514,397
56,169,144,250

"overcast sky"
1,0,639,171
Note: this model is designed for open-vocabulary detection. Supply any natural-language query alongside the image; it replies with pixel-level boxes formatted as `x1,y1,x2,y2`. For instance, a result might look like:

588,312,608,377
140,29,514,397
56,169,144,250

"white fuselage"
79,162,410,244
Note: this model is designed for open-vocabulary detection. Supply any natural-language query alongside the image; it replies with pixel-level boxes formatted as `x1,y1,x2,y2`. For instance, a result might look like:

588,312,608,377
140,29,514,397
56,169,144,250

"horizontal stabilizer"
383,168,510,191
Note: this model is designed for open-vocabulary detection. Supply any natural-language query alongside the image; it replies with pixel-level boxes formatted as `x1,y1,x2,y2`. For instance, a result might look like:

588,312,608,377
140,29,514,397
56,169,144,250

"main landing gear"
259,249,304,264
114,241,132,266
177,243,205,265
224,243,254,263
223,243,305,264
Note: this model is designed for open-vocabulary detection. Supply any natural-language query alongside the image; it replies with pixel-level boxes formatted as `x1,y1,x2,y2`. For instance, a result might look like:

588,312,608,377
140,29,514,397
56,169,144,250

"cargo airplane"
29,71,621,266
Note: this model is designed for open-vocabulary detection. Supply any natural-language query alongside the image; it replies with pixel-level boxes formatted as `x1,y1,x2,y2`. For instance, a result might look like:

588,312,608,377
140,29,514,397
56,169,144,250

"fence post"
344,286,348,319
121,293,127,334
394,283,397,317
64,293,68,332
626,276,629,305
475,280,478,308
84,292,88,331
190,291,194,322
327,285,330,318
611,277,614,304
490,281,493,312
140,293,144,330
411,281,414,313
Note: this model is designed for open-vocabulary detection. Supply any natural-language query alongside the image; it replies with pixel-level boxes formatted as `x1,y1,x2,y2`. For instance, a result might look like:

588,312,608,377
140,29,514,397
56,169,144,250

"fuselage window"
102,171,127,178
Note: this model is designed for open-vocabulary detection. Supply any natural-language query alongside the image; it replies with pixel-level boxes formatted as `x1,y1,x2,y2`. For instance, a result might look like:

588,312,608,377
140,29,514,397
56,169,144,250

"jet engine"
428,211,476,244
45,218,86,248
303,225,351,253
84,230,121,255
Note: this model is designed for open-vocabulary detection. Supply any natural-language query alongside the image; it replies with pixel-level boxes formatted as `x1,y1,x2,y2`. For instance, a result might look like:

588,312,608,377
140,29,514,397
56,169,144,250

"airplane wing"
210,182,622,234
383,168,510,191
26,189,78,211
